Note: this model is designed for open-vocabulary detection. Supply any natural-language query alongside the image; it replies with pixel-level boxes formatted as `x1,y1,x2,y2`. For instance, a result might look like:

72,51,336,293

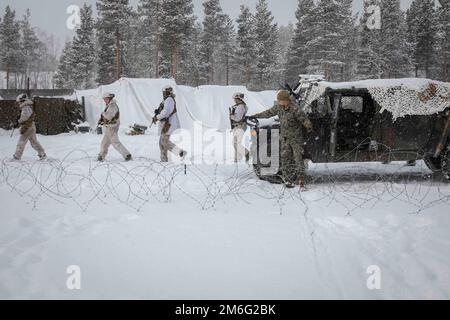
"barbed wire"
0,149,449,216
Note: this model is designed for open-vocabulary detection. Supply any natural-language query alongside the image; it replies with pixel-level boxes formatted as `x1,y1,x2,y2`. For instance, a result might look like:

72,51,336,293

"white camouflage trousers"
99,125,130,159
159,134,183,162
14,124,46,159
232,126,249,162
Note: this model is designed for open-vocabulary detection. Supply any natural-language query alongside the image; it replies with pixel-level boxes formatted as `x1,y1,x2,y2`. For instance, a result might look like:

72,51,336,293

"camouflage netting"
0,98,84,135
368,82,450,120
305,79,450,120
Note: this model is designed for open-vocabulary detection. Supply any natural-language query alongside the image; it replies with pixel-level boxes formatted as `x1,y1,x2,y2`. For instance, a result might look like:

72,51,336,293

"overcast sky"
1,0,414,44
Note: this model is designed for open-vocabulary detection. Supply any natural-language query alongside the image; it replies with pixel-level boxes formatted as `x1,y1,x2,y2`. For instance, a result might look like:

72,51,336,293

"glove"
303,119,313,132
152,116,158,124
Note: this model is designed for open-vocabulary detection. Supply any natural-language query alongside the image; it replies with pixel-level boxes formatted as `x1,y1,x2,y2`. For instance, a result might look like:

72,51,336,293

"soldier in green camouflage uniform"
251,90,312,189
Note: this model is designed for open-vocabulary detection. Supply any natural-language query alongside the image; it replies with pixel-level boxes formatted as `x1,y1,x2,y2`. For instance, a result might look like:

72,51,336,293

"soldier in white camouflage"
229,92,250,163
13,94,46,161
250,90,312,189
97,93,132,162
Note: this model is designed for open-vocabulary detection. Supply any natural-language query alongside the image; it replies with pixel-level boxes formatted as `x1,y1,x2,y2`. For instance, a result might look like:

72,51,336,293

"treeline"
1,0,449,91
54,0,289,90
0,7,59,89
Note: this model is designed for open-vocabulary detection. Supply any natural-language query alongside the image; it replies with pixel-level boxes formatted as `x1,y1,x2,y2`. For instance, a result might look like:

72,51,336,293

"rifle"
9,120,18,138
150,102,164,128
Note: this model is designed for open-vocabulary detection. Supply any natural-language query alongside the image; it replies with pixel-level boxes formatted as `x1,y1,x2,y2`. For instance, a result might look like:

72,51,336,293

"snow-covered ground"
0,128,449,299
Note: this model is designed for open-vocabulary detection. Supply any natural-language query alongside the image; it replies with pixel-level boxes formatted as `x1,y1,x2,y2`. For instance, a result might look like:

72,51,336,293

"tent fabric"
75,78,277,132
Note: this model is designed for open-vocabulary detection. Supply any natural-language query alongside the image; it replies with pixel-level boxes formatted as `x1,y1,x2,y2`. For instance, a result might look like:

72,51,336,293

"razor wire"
0,149,449,215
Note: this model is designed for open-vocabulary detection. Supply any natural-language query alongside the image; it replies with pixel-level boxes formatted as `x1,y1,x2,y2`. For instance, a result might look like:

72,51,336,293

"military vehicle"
249,77,450,183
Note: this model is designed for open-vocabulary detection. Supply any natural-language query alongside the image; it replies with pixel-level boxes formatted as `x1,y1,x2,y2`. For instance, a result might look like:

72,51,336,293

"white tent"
75,78,277,131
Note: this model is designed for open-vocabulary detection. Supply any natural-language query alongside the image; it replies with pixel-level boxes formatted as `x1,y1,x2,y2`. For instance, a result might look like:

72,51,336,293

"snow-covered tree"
307,0,355,81
285,0,318,84
159,0,196,80
200,0,225,84
407,0,437,78
19,9,41,83
0,6,23,88
274,22,293,86
70,4,96,89
133,0,163,78
380,0,410,78
219,14,236,86
356,0,383,79
437,0,450,81
54,41,75,89
178,22,203,86
253,0,278,89
236,5,256,88
96,0,132,85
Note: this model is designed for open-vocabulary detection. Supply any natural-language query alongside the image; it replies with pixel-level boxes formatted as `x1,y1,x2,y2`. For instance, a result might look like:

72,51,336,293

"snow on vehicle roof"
305,78,450,120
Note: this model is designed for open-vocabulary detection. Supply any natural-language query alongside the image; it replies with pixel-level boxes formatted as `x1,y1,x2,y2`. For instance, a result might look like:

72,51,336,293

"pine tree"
70,4,96,89
356,0,384,79
380,0,410,78
96,0,132,85
134,0,163,78
274,22,293,86
178,22,203,86
0,6,23,89
406,0,436,77
437,0,450,81
54,41,75,89
285,0,318,84
219,14,236,86
159,0,196,80
200,0,225,84
20,9,41,86
253,0,278,89
236,5,256,88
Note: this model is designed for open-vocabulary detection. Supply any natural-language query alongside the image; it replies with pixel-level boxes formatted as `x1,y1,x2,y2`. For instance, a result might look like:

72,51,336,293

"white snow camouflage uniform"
98,99,131,160
14,99,46,160
157,95,185,162
229,101,249,162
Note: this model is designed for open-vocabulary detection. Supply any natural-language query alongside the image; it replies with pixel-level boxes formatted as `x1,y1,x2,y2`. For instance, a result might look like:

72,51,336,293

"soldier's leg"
159,135,170,162
28,126,46,157
14,127,33,160
99,129,111,159
232,129,240,162
281,139,295,184
162,134,184,160
109,126,131,158
292,142,306,183
234,128,249,162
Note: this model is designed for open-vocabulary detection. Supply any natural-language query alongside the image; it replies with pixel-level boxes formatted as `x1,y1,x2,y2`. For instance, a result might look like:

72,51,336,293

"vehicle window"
315,96,332,115
341,96,363,113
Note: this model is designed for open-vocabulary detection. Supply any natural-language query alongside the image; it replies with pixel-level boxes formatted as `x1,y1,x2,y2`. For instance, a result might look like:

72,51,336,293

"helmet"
16,93,29,103
102,92,115,99
233,92,244,100
163,86,174,98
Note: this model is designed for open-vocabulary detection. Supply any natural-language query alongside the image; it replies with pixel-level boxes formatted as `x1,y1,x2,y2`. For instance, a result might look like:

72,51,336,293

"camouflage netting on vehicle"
368,81,450,120
305,79,450,120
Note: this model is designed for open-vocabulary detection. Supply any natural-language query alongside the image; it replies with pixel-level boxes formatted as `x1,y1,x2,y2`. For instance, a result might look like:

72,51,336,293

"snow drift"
75,78,276,131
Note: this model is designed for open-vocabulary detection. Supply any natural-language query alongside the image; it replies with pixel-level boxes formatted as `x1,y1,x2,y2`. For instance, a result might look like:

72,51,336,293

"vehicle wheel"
424,156,441,172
